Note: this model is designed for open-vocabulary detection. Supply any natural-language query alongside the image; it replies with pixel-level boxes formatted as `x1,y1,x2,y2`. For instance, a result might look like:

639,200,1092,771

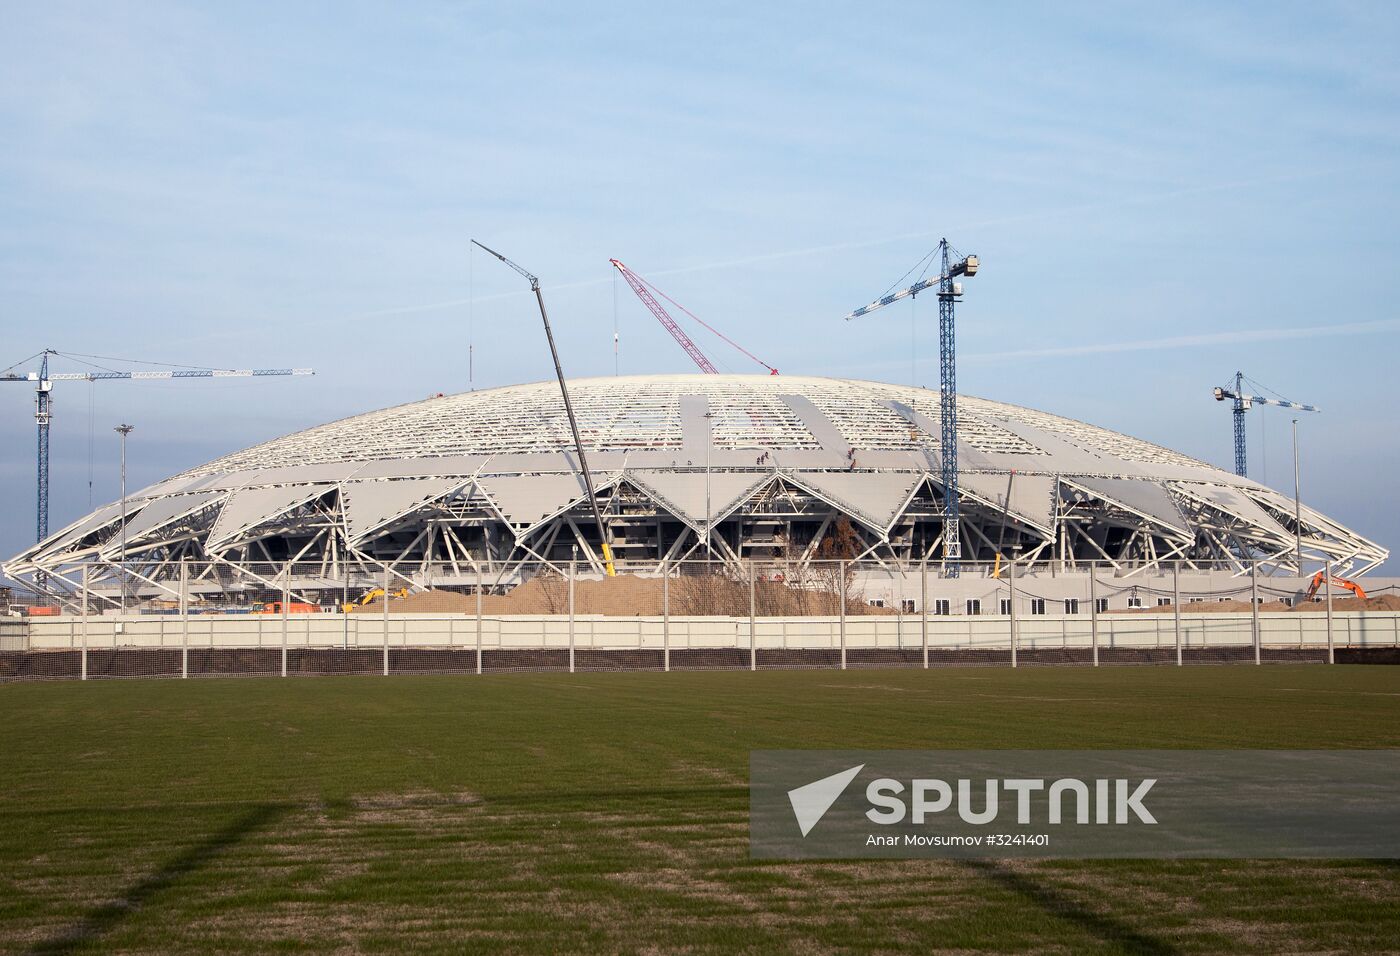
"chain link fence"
3,558,1398,680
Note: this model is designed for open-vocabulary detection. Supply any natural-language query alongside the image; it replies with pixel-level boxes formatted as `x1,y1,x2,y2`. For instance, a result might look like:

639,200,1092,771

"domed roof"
8,374,1386,577
176,374,1214,477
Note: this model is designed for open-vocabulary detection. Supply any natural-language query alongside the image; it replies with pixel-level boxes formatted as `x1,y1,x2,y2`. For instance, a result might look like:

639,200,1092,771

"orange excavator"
1301,571,1367,603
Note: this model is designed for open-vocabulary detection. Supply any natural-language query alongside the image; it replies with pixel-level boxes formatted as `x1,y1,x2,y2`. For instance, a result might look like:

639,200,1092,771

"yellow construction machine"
342,587,409,613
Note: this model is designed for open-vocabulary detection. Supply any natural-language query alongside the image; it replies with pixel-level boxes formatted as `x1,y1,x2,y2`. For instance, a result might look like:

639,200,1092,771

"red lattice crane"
610,259,777,375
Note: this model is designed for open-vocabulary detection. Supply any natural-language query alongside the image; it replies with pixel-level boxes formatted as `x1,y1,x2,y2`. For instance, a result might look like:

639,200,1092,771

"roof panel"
342,478,464,542
206,485,331,551
115,491,226,544
474,473,592,533
1068,477,1191,536
958,472,1058,534
1177,484,1293,541
626,470,772,531
785,471,923,533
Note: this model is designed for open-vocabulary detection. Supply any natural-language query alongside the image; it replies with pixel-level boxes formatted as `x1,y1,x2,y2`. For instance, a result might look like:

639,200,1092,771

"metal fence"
3,559,1397,681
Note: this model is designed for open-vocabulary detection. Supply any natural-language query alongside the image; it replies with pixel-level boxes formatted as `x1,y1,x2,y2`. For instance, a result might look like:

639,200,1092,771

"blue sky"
2,1,1398,568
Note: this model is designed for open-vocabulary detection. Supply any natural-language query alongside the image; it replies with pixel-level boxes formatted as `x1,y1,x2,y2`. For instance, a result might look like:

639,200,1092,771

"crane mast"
474,240,617,576
937,241,961,574
1212,371,1318,478
34,350,52,542
843,238,978,575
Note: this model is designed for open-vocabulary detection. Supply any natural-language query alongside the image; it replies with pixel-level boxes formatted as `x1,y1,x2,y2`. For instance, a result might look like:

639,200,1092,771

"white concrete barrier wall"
21,612,1400,651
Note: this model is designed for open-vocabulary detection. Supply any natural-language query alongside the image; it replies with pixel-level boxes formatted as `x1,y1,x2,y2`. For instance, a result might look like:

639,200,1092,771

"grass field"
2,666,1398,954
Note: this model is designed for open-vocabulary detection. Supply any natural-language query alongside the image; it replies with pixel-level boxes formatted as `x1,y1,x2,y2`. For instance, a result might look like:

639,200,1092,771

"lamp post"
115,423,134,612
1291,419,1303,572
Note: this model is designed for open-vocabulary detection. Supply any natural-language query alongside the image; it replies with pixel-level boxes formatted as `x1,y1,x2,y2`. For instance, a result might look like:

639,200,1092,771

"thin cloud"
965,318,1400,363
327,166,1340,326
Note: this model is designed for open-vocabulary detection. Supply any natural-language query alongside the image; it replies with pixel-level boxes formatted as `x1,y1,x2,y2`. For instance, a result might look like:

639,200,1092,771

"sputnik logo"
787,764,864,837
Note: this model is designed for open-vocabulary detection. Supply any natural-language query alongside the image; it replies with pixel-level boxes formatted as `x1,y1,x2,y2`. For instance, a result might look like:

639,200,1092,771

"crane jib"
844,275,948,321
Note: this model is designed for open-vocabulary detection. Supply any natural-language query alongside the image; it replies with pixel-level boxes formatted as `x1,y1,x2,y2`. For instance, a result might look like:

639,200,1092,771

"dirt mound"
352,572,889,616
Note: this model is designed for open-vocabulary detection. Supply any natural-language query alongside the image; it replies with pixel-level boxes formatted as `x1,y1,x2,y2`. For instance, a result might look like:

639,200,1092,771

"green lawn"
1,666,1398,954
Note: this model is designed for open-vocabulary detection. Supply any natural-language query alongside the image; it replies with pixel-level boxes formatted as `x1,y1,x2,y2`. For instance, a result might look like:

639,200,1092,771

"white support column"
1089,564,1099,667
1325,559,1335,664
80,563,89,682
1008,561,1018,668
281,568,290,678
382,565,390,676
662,562,670,673
1173,561,1182,668
838,560,847,670
180,558,189,679
568,560,576,674
749,559,757,672
920,561,928,670
476,565,483,675
1251,560,1261,666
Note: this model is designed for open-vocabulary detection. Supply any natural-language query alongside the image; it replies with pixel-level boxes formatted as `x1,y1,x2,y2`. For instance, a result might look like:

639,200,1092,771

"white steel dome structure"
6,374,1386,602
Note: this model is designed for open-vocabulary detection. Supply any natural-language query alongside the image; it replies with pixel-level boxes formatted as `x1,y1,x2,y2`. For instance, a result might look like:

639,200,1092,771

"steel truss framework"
6,375,1386,608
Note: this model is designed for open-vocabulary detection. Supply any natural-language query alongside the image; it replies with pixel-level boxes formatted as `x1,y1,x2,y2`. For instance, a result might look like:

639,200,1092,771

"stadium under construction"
3,373,1388,609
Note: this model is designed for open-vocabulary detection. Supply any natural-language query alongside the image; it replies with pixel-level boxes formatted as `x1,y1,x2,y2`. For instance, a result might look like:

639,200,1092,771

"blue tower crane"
2,349,314,552
1213,371,1318,478
843,239,979,575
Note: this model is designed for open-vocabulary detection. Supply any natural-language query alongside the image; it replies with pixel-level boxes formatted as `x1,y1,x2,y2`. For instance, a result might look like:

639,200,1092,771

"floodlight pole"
1291,419,1303,572
471,240,616,576
115,423,134,612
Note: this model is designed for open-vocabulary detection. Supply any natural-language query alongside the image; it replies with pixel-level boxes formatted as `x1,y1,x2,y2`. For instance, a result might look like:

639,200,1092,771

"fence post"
80,563,89,682
1251,560,1261,665
1089,563,1099,667
281,567,289,678
180,558,189,679
749,559,757,672
382,565,390,676
662,562,670,673
476,565,483,675
1325,559,1335,663
1173,561,1182,667
568,559,576,674
838,560,847,670
1008,560,1018,668
920,560,928,669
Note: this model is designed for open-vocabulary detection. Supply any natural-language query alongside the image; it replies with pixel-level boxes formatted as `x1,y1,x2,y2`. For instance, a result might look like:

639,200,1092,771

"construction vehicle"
255,600,320,615
341,587,408,613
1300,571,1367,604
